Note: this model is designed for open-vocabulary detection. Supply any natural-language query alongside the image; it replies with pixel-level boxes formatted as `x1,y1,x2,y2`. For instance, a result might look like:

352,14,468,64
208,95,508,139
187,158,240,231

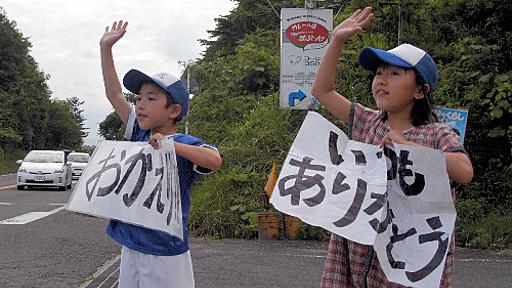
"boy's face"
371,65,423,113
135,83,181,134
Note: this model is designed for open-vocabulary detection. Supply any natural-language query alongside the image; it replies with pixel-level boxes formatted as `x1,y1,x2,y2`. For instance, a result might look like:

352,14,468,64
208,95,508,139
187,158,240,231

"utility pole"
397,0,408,45
185,67,191,135
381,0,409,45
305,0,317,9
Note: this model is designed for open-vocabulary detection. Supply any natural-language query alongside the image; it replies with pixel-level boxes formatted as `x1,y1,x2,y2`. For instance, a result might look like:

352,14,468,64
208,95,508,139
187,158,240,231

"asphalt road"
1,173,512,288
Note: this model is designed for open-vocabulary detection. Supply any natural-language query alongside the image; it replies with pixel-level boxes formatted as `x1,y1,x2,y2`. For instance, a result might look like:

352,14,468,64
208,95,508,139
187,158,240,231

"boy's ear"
167,104,181,120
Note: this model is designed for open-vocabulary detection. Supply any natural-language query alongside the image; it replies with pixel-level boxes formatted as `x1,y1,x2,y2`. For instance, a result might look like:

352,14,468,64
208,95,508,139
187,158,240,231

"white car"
16,150,73,191
67,152,90,180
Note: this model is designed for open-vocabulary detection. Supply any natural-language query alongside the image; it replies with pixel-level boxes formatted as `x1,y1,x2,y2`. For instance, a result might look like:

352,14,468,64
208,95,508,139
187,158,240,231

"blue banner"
433,107,468,144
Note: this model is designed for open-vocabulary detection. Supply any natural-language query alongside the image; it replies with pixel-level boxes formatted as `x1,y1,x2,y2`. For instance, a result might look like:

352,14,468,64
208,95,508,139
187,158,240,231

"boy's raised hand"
100,20,128,48
333,6,373,44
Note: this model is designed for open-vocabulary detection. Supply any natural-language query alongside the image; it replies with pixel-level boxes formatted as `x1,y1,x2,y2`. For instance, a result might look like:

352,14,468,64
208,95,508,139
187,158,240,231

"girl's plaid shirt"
321,102,466,288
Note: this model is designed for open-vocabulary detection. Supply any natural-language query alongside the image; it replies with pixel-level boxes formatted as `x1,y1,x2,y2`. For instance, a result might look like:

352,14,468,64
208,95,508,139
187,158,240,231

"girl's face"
135,83,180,134
371,65,424,113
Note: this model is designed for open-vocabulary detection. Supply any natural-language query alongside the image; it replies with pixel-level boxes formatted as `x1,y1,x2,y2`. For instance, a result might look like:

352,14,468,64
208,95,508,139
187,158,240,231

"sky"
0,0,236,146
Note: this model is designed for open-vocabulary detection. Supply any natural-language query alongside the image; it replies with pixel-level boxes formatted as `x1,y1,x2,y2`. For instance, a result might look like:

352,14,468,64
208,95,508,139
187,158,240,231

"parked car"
16,150,73,191
67,152,90,180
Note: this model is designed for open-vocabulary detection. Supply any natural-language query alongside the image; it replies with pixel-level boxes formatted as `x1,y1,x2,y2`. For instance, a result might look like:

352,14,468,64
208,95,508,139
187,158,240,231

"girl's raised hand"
379,130,417,148
100,20,128,48
333,6,373,44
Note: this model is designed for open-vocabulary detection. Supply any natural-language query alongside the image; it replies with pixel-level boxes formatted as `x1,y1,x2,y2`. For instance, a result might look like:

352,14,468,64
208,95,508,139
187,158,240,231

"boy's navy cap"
123,69,189,121
358,43,439,91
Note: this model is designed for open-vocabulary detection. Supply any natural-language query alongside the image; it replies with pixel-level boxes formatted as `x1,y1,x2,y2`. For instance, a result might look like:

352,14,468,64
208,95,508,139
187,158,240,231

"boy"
100,20,222,288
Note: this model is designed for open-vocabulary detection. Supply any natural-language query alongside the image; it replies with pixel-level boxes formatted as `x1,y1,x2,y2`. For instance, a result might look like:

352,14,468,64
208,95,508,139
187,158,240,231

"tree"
1,7,51,150
98,112,125,140
66,96,89,145
97,92,135,141
45,99,82,150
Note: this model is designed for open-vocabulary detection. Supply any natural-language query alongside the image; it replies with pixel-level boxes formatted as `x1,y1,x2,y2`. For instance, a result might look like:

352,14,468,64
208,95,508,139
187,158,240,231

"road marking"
0,173,16,177
0,184,16,190
0,202,14,206
458,258,512,263
96,267,120,288
0,206,65,224
81,255,121,288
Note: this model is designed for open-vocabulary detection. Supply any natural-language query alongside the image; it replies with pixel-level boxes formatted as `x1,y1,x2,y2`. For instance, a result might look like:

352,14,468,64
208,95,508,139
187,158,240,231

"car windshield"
24,152,63,163
68,155,89,163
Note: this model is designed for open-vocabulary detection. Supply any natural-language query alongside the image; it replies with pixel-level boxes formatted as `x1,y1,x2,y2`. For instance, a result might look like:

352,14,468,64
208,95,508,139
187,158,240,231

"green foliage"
66,96,89,143
185,0,512,248
98,112,126,140
45,99,83,150
0,7,86,161
97,93,135,141
457,199,512,249
0,147,25,174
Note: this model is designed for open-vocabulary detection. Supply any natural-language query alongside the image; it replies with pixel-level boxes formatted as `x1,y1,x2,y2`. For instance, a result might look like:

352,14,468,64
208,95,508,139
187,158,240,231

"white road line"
0,184,16,190
0,202,14,206
458,258,512,263
0,173,16,177
109,279,119,288
0,206,65,224
81,255,121,288
97,267,120,288
281,253,326,258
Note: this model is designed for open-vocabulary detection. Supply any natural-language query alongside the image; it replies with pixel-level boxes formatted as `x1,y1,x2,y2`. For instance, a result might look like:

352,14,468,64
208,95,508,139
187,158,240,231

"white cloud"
0,0,235,145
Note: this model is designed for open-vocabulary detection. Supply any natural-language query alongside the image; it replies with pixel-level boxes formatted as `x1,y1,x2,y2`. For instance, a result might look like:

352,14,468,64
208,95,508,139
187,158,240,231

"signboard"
270,112,455,287
433,107,468,144
67,139,183,240
280,8,332,109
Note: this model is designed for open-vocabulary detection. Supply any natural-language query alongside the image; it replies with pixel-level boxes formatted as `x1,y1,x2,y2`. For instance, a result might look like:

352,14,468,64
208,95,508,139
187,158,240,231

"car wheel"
67,183,72,189
59,185,66,191
17,185,24,190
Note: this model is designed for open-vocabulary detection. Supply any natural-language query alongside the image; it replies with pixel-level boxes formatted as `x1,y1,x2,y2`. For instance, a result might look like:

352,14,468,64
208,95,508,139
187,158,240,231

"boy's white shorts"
119,246,195,288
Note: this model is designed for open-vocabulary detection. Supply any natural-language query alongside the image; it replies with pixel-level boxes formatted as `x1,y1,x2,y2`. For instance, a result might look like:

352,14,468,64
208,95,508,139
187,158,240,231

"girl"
311,6,473,288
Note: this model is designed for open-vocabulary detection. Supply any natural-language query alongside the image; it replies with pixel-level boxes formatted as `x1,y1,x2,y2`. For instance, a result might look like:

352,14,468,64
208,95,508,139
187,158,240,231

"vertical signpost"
280,6,332,110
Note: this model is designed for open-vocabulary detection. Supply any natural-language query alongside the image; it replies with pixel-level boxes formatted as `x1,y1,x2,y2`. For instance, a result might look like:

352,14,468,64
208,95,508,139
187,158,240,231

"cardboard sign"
270,112,455,287
67,139,183,240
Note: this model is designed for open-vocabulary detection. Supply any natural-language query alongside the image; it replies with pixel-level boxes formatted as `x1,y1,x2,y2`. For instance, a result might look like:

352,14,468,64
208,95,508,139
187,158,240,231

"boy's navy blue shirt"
107,111,215,256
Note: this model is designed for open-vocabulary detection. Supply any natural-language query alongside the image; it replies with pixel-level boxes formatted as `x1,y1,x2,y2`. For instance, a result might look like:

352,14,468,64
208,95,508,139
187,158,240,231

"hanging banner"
280,8,333,109
270,112,456,287
67,139,183,240
433,106,469,144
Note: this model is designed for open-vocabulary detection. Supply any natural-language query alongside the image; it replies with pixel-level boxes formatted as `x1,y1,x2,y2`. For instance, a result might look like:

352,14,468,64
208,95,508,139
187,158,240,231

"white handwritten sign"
270,112,455,287
67,139,183,240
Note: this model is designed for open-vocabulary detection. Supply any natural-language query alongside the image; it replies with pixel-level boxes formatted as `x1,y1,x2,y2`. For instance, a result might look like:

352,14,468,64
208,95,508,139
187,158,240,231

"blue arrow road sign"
288,90,307,106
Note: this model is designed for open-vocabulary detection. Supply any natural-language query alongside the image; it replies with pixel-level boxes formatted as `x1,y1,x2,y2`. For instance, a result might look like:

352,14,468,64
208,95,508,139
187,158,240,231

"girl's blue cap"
358,44,439,91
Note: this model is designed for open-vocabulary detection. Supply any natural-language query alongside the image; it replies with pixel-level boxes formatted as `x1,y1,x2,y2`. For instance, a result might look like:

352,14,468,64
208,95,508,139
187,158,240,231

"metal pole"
185,67,190,135
305,0,317,9
397,0,407,45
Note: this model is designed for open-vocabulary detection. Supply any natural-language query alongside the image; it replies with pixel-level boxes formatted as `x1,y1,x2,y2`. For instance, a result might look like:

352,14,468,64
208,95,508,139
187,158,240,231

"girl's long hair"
411,71,438,126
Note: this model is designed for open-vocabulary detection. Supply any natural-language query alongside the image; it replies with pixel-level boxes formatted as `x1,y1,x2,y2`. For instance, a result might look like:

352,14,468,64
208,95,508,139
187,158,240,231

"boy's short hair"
123,69,189,121
358,43,439,91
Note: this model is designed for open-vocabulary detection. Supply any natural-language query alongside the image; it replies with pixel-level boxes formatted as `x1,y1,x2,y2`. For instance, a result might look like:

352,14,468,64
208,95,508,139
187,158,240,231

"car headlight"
18,168,27,173
54,169,64,173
